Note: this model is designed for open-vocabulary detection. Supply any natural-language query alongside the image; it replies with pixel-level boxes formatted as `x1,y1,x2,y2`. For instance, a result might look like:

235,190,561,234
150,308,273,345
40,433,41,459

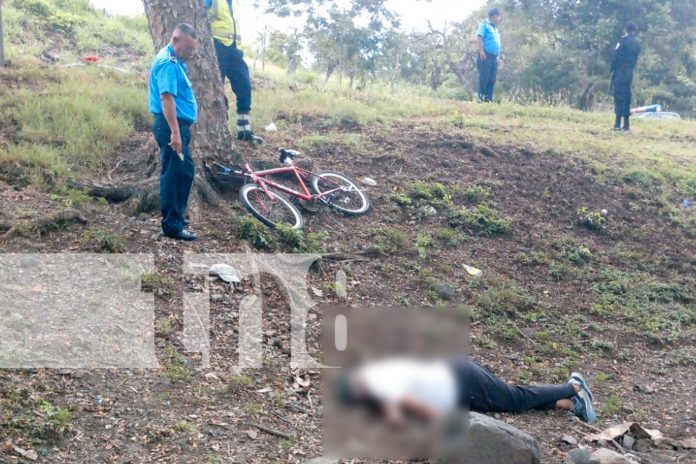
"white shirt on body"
356,358,458,413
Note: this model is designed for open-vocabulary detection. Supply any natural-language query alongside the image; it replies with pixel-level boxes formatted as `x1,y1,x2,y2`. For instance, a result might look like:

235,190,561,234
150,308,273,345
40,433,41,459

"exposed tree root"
68,177,159,203
1,208,88,240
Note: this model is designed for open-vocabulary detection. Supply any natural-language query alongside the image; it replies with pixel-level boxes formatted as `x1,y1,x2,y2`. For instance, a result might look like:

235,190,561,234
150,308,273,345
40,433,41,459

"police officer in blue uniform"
148,24,199,241
611,22,641,132
476,8,502,102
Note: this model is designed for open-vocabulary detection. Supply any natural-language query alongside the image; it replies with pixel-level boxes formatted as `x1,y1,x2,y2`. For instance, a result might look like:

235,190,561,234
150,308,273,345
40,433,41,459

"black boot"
622,115,630,132
613,115,622,131
238,130,264,144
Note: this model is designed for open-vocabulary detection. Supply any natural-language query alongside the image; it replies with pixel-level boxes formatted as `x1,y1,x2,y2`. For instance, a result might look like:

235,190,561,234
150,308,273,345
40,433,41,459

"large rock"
459,412,541,464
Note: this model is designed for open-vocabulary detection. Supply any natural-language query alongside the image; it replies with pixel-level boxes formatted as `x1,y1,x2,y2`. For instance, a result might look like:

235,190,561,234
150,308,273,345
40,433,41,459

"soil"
1,117,695,464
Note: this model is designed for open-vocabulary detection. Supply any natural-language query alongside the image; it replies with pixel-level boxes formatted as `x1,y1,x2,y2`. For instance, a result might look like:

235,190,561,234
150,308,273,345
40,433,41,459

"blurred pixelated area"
322,306,472,460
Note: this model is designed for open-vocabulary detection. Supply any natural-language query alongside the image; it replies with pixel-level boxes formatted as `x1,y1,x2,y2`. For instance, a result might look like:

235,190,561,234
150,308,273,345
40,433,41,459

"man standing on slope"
611,22,641,132
204,0,263,144
149,24,199,242
476,8,502,103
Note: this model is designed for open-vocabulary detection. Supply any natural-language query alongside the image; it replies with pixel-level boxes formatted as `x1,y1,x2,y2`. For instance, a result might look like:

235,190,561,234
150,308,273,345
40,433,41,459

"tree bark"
0,0,6,67
142,0,241,165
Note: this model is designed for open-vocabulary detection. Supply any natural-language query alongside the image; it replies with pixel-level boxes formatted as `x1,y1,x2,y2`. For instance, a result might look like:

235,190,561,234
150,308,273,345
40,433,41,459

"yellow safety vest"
209,0,237,47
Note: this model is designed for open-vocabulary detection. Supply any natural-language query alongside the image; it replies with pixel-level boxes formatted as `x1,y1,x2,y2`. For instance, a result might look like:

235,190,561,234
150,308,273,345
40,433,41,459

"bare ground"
1,118,695,463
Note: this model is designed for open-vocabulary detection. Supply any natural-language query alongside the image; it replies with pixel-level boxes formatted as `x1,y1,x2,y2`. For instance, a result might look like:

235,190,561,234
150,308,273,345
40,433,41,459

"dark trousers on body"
450,358,576,413
477,53,499,102
214,40,252,115
153,114,195,237
613,81,633,129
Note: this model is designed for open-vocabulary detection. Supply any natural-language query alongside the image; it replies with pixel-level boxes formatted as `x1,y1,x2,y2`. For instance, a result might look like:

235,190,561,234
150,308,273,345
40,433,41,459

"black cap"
488,7,501,17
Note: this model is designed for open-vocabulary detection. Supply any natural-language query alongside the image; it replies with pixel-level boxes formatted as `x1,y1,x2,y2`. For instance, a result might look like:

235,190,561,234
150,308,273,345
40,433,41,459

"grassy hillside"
1,2,696,464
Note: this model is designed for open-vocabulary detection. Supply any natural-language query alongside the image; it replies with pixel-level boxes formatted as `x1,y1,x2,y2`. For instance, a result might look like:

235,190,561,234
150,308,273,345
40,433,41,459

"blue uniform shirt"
148,44,198,123
477,19,501,56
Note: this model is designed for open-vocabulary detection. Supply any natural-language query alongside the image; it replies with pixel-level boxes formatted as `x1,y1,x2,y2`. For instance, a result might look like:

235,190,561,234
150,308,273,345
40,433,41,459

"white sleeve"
358,361,411,403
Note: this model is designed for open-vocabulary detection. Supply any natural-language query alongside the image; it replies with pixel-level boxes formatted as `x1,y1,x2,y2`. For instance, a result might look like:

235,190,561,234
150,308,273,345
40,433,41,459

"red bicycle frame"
244,163,343,202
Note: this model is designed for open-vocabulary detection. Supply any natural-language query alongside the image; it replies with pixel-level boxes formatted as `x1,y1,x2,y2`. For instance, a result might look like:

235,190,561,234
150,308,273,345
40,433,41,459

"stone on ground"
461,412,542,464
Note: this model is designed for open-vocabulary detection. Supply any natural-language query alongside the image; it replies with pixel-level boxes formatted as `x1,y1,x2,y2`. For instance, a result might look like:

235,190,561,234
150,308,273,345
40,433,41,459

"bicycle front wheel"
311,171,371,216
239,184,304,230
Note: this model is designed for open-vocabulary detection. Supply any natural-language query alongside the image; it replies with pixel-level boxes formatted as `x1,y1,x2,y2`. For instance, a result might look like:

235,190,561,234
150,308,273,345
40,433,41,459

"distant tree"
267,29,302,73
267,0,398,85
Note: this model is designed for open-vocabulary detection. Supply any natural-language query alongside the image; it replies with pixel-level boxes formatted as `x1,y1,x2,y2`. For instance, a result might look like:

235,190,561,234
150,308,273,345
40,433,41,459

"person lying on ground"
336,356,597,428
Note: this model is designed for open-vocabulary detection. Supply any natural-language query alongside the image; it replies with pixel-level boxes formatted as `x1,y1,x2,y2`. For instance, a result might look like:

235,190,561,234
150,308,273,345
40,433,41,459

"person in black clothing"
611,22,641,131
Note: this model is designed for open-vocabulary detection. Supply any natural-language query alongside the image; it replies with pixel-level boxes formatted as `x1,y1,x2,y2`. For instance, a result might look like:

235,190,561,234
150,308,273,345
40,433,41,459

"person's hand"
479,50,487,60
169,132,183,155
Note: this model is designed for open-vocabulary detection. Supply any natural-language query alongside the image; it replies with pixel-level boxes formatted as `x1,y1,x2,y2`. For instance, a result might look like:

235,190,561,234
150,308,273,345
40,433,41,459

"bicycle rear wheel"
239,184,304,230
311,171,371,216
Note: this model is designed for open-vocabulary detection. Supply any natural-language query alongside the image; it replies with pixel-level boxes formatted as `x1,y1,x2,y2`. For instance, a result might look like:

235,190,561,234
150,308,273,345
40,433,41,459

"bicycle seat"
279,148,302,165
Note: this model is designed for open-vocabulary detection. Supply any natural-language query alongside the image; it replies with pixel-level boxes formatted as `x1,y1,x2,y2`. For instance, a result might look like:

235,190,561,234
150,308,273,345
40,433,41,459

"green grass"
0,67,148,188
3,0,152,65
448,102,696,198
591,268,695,343
252,64,458,128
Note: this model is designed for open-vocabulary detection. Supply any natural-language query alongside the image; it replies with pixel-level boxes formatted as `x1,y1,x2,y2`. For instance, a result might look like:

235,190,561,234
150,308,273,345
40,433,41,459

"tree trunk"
0,0,6,67
142,0,240,166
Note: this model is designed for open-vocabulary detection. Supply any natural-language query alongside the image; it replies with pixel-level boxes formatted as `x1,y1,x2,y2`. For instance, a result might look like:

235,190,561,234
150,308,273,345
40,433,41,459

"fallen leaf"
311,287,324,297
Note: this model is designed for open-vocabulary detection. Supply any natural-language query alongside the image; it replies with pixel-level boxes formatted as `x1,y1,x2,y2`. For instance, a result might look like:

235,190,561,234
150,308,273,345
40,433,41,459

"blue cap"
488,7,501,17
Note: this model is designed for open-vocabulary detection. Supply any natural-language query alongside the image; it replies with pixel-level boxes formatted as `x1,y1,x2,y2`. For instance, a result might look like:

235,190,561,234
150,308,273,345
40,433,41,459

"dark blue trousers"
214,40,252,115
477,54,499,102
450,358,576,413
153,114,195,237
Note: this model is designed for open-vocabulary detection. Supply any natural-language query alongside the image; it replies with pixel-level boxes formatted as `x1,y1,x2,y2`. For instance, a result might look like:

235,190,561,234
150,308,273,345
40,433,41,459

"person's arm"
399,396,440,421
155,62,183,155
161,94,182,154
477,36,487,60
476,22,487,60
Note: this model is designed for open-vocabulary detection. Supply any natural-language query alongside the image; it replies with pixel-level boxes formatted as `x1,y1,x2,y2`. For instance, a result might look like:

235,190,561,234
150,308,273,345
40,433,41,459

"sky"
90,0,488,41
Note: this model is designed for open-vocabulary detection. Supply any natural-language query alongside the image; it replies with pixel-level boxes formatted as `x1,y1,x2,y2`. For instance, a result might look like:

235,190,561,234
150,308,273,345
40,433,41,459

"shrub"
14,0,54,17
448,203,512,235
576,207,605,231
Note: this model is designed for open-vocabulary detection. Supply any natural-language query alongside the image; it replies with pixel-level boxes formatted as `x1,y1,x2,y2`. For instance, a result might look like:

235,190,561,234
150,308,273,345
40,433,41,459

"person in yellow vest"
204,0,263,144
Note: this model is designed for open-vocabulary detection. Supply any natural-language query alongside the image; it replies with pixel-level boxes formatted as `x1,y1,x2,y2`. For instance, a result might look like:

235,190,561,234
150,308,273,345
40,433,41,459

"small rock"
204,372,221,382
566,448,598,464
209,264,241,284
433,281,455,301
623,435,635,450
265,122,278,133
335,270,348,299
590,448,638,464
12,446,38,461
562,435,578,446
522,328,538,339
601,209,609,216
246,429,258,440
632,384,655,394
302,458,339,464
361,177,378,187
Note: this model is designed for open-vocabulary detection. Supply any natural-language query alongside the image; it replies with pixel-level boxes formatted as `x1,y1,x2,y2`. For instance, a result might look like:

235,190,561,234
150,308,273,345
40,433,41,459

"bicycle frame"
244,163,344,203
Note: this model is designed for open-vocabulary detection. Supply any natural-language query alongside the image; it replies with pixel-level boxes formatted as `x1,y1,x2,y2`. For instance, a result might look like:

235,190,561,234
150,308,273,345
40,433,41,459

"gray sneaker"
572,389,597,424
569,372,594,402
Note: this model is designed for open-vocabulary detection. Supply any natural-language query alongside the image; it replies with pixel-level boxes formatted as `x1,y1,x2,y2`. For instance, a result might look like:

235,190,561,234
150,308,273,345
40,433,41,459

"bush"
48,11,86,34
576,207,606,231
448,203,512,235
14,0,54,17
